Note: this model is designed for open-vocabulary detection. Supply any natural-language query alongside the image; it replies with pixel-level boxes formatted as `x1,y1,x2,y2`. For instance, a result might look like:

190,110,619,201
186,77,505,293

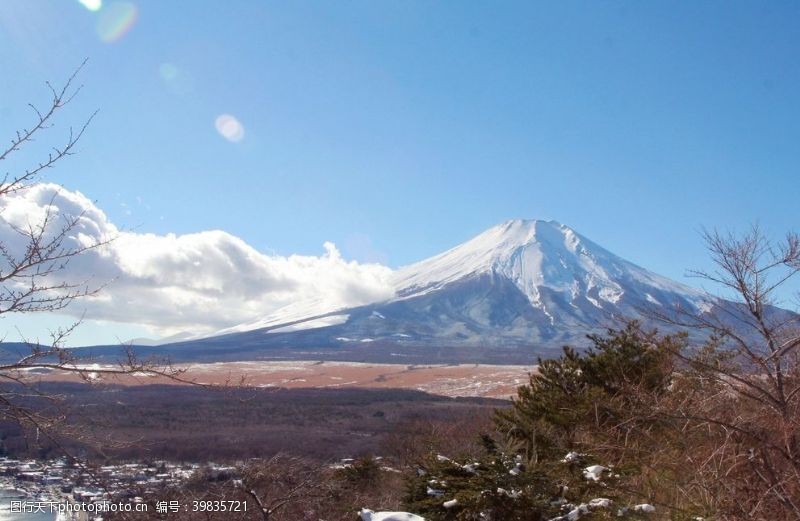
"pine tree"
405,322,686,520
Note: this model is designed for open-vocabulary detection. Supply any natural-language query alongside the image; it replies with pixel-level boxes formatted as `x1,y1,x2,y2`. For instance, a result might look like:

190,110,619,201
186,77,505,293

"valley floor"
38,361,534,399
2,383,504,463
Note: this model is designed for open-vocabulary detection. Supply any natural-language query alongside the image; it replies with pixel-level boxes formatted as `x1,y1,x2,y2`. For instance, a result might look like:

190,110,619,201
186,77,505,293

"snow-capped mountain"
392,219,708,314
325,219,710,352
160,219,715,364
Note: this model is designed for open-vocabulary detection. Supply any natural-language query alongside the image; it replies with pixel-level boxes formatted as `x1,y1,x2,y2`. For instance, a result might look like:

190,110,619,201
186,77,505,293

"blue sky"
0,1,798,344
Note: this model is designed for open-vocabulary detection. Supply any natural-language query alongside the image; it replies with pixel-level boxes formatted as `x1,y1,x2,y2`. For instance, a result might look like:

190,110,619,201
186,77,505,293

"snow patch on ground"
359,509,425,521
583,465,606,481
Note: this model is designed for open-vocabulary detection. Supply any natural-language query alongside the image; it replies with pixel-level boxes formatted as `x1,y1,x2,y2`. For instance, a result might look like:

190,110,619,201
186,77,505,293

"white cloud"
0,184,395,337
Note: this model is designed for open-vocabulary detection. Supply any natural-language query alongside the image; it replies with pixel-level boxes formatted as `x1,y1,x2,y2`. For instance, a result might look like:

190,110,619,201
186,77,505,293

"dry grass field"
35,361,534,399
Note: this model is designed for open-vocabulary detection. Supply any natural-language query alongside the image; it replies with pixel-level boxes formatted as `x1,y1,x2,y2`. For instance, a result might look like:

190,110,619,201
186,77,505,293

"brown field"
37,361,534,399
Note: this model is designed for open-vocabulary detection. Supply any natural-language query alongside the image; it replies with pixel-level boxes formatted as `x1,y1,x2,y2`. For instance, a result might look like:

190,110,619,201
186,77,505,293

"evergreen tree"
405,322,688,520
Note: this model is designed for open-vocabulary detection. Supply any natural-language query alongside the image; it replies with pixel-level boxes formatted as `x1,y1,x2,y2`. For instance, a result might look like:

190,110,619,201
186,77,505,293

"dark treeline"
0,383,501,463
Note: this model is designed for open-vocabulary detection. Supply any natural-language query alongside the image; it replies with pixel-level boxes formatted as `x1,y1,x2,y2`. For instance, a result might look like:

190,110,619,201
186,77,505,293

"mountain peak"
499,217,563,228
201,218,711,361
392,218,588,296
494,218,567,235
391,219,699,310
486,219,574,249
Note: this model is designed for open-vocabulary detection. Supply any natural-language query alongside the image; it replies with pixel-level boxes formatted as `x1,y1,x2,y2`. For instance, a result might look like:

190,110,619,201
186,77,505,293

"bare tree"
145,455,337,521
238,454,334,521
0,61,102,316
0,63,196,457
653,226,800,518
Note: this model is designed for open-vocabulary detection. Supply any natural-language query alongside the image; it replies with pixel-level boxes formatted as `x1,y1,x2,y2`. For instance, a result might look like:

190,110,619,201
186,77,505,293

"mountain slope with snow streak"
158,220,718,364
392,219,707,311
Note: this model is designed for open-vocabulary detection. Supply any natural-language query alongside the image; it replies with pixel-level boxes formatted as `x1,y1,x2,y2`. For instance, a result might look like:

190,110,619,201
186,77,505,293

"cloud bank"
0,184,395,337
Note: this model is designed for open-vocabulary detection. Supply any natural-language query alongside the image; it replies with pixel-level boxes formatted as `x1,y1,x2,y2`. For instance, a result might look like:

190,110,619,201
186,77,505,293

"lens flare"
159,63,179,82
158,63,194,95
78,0,102,11
215,114,245,143
97,1,138,43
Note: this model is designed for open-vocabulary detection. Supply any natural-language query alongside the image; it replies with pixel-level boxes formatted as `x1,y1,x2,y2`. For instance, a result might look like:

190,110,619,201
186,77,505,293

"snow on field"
583,465,607,481
359,509,425,521
37,360,532,399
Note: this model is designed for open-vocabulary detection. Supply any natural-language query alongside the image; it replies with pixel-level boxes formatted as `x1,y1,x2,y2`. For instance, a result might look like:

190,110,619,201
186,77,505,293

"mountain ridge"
128,219,722,364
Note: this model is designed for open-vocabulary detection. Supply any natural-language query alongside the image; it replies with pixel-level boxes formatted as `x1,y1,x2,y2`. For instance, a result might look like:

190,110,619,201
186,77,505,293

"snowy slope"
392,219,708,314
187,219,716,362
